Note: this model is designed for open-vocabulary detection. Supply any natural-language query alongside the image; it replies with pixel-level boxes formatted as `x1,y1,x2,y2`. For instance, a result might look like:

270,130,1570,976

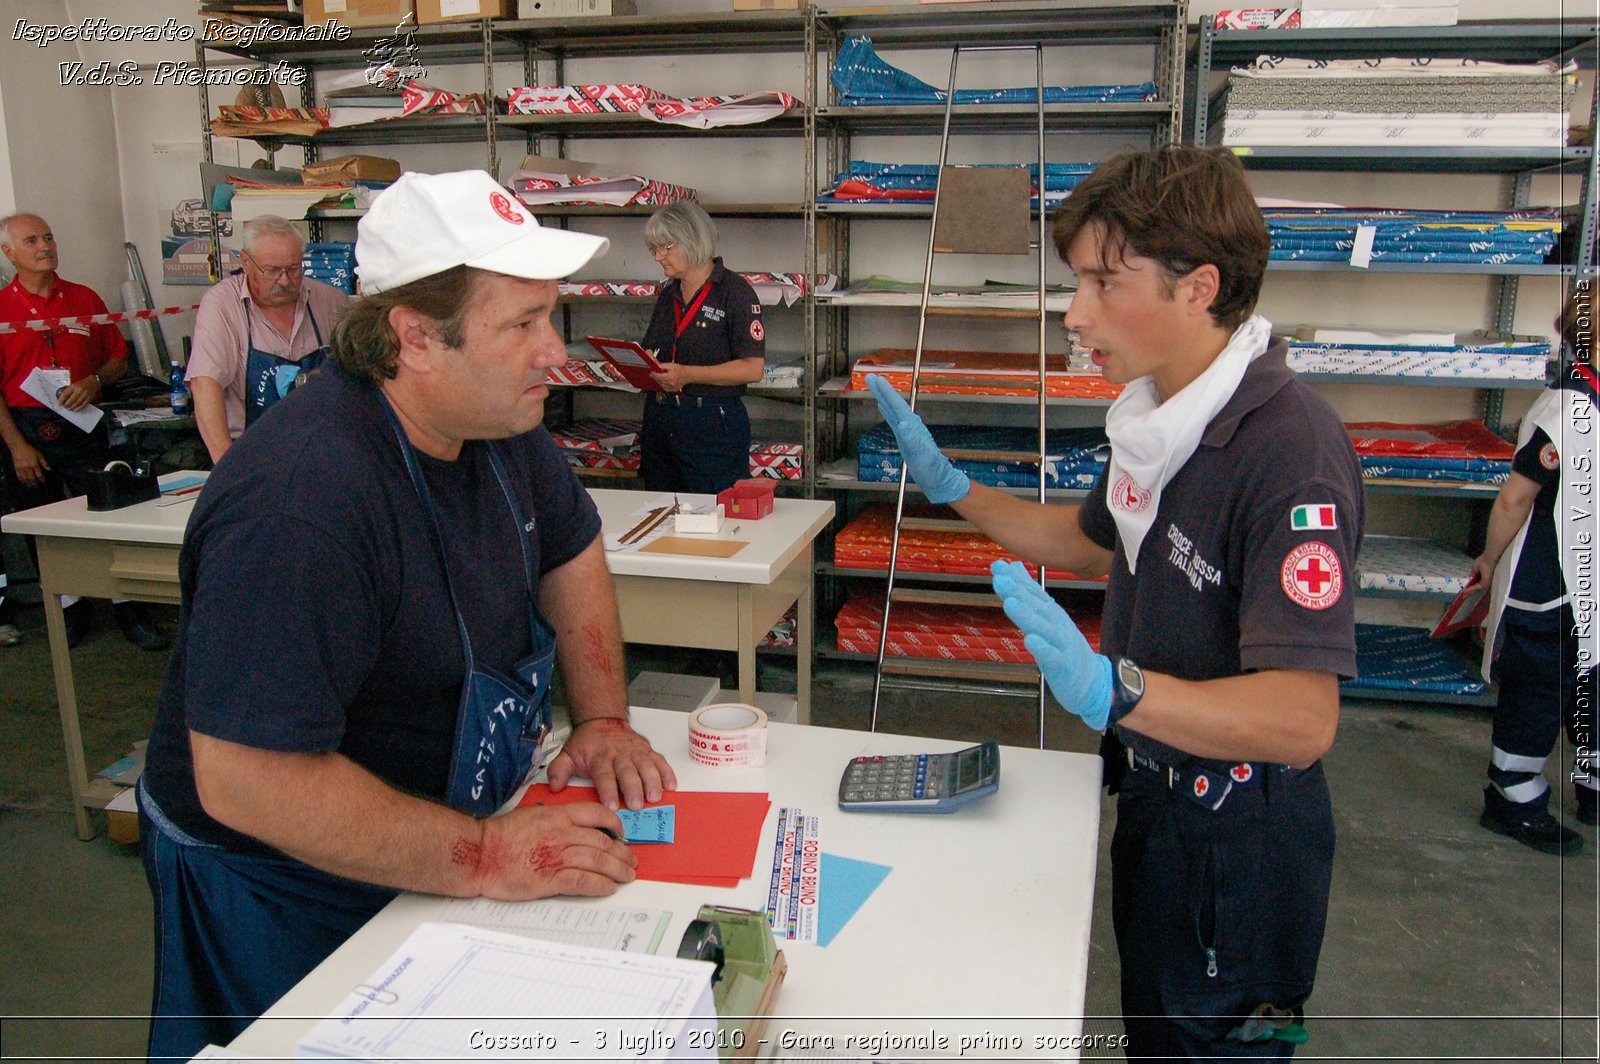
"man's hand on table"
547,717,679,811
474,802,637,900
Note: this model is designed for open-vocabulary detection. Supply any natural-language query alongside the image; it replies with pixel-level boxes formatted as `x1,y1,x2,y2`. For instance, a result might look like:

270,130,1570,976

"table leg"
43,594,95,840
737,586,757,705
797,567,812,726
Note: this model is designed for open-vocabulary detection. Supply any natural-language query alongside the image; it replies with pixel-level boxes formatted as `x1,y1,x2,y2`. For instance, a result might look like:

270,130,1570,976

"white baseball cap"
355,170,609,294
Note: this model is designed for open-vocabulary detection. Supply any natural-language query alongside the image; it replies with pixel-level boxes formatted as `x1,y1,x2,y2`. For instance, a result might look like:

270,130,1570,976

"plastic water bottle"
170,363,191,417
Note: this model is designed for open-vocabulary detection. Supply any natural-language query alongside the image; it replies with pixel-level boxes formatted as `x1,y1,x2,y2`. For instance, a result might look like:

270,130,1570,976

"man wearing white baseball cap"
138,171,677,1061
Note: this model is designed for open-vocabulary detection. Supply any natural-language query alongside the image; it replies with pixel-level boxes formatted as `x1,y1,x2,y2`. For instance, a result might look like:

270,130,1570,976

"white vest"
1480,382,1599,679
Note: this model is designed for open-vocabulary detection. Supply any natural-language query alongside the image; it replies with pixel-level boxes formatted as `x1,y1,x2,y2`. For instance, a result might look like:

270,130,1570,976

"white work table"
588,489,834,725
3,480,832,841
228,707,1105,1061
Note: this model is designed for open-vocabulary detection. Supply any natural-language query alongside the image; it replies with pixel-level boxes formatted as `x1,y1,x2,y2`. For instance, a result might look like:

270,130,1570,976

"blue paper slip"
817,853,892,947
618,805,675,844
160,475,207,494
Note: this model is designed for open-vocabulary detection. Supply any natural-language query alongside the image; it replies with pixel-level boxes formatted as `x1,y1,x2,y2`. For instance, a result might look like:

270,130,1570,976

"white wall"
0,0,127,300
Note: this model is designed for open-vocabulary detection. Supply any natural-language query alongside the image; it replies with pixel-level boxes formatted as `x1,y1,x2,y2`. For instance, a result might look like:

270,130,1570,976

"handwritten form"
298,921,716,1062
429,899,671,954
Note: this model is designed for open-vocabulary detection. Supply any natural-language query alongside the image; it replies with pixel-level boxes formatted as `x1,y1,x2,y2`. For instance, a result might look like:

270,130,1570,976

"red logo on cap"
490,191,524,225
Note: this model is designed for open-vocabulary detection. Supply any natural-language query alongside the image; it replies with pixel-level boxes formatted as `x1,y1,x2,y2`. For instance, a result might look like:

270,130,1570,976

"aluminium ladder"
869,44,1054,750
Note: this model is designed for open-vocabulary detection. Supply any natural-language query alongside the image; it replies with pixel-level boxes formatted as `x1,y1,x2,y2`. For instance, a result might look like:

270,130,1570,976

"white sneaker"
0,624,21,647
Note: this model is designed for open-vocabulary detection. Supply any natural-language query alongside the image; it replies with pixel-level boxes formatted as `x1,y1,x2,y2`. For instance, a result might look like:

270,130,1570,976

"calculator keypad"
843,754,938,803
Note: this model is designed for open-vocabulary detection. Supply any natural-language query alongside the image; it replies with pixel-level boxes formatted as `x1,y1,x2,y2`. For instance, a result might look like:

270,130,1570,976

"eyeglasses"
648,243,677,258
244,252,304,280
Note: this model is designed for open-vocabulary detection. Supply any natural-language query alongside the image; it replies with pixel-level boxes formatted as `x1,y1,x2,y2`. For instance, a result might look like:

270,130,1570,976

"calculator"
837,741,1001,813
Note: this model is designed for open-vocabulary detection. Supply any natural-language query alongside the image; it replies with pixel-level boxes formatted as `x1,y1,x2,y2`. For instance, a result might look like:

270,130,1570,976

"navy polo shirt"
1079,338,1365,766
641,257,765,398
1507,426,1563,607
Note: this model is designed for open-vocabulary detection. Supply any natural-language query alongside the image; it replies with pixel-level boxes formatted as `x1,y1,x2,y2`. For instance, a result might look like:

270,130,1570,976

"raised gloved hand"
991,560,1114,730
866,374,971,505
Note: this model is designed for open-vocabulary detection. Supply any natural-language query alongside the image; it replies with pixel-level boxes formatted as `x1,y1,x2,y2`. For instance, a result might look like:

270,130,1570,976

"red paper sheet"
519,785,770,886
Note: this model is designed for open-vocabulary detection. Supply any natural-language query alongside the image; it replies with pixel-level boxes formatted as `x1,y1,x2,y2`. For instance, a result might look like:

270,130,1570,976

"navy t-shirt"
641,258,764,398
1079,340,1364,767
1507,426,1563,607
142,362,601,853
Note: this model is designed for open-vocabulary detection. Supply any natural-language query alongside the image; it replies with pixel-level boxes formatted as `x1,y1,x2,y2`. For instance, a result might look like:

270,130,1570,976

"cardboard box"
1214,8,1302,29
718,479,776,520
105,787,139,846
303,154,403,184
416,0,511,23
628,671,720,714
303,0,418,30
732,0,805,9
520,0,636,16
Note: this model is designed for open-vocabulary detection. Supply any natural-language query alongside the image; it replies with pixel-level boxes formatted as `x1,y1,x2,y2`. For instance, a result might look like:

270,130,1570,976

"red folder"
1430,584,1490,638
585,336,666,392
519,784,770,887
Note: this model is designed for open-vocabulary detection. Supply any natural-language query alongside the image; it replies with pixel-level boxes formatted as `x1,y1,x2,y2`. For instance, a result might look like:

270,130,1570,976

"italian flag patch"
1290,504,1337,531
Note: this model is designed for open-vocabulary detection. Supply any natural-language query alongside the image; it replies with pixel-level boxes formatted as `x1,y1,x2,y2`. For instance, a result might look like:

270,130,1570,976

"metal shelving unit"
1190,15,1600,705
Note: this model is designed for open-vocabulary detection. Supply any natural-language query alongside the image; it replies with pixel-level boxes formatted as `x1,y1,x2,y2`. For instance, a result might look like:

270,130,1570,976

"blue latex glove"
866,374,971,504
991,560,1115,730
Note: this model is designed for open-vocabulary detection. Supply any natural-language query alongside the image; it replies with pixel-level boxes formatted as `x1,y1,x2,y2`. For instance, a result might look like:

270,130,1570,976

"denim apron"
244,301,329,426
377,394,555,815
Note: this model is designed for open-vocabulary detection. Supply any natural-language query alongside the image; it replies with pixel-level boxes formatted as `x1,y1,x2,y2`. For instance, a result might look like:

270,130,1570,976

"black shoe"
1480,807,1582,855
114,602,170,653
1577,788,1599,828
63,600,94,648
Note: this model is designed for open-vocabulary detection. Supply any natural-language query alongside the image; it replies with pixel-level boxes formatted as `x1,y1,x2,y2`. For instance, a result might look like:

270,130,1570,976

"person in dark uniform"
638,202,765,493
1470,285,1598,853
868,147,1363,1059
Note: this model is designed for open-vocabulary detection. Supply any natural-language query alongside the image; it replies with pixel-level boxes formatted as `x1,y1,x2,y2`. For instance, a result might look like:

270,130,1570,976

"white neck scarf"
1103,314,1274,573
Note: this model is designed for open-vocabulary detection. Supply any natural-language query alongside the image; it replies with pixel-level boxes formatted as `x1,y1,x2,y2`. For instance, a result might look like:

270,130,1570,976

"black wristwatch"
1109,656,1145,724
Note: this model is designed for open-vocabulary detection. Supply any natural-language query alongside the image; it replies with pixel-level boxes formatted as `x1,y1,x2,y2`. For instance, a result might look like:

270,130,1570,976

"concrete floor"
1,594,1597,1063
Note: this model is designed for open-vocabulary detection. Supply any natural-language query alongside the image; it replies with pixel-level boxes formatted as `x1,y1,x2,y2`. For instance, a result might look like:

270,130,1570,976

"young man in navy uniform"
870,146,1363,1058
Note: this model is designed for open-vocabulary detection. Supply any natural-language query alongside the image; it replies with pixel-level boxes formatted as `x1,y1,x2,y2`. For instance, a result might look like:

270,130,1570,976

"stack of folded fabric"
558,273,826,307
550,418,641,475
1213,56,1575,147
749,441,803,481
851,350,1122,400
302,242,355,294
1346,419,1515,483
1342,623,1485,696
1264,206,1562,266
834,588,1099,662
505,85,800,128
1356,535,1472,595
830,35,1157,106
1288,338,1550,381
856,422,1108,490
833,503,1104,582
818,161,1096,211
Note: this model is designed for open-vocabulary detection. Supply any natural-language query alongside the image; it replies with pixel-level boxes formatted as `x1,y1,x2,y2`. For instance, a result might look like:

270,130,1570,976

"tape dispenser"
676,905,787,1060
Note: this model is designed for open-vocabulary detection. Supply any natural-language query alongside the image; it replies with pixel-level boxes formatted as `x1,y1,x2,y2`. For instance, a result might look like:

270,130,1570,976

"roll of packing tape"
688,703,768,768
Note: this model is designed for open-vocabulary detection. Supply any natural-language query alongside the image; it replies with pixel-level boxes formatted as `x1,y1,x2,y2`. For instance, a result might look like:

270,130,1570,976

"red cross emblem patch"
1540,442,1560,470
1230,763,1253,782
1193,776,1210,798
1281,541,1343,610
1111,472,1152,514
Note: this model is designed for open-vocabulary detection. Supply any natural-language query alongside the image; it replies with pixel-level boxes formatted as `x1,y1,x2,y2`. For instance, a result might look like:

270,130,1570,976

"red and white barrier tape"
0,303,200,335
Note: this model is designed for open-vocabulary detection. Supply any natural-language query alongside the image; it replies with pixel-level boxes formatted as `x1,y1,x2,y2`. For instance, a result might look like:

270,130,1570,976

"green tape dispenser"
677,905,788,1060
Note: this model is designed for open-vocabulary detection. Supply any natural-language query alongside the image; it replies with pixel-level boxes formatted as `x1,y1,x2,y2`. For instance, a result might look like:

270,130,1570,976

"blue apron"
244,301,329,426
377,394,556,815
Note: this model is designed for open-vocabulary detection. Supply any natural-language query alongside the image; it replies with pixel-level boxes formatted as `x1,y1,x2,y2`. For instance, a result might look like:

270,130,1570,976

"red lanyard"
669,283,712,362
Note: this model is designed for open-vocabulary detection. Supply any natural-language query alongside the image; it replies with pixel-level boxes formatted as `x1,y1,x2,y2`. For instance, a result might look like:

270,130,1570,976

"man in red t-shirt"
0,213,166,650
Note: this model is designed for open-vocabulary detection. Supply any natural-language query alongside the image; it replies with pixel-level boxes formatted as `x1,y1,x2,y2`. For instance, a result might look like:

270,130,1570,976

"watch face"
1117,657,1145,699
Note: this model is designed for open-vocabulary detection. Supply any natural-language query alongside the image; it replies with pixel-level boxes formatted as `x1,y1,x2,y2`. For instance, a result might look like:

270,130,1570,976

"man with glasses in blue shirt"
188,215,351,463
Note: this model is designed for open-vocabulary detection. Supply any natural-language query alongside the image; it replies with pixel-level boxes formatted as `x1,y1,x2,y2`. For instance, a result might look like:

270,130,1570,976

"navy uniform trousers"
1113,760,1334,1060
1487,604,1598,816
